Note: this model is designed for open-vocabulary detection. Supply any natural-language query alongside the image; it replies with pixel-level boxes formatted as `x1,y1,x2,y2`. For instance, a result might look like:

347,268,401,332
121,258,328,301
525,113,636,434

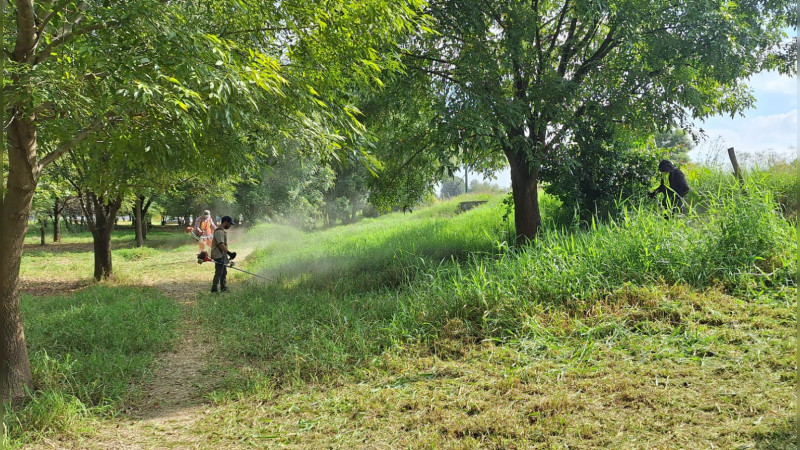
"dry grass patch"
189,285,794,448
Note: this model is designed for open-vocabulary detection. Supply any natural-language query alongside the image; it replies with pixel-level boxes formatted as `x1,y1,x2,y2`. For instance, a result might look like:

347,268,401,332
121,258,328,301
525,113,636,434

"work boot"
211,286,218,293
220,286,228,292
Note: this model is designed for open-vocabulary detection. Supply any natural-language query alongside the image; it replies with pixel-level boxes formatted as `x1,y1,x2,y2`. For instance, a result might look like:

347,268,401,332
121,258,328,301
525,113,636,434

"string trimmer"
186,226,273,281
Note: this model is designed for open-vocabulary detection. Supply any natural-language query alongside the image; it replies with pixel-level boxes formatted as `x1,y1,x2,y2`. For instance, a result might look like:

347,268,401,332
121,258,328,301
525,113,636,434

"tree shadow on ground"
20,279,91,297
754,420,797,449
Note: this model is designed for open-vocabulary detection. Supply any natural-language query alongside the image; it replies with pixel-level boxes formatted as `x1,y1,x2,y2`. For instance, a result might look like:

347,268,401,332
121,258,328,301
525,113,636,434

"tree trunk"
92,225,114,281
84,193,122,281
53,197,62,243
1,117,39,405
141,197,151,241
134,197,144,248
506,150,541,244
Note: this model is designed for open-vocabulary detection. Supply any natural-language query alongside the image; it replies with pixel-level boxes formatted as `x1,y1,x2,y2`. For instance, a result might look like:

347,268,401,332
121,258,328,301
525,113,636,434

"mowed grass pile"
2,286,180,447
196,173,794,446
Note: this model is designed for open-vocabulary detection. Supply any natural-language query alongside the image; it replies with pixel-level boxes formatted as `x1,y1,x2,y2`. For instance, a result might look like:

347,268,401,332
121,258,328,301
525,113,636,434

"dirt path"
28,233,259,449
73,297,216,449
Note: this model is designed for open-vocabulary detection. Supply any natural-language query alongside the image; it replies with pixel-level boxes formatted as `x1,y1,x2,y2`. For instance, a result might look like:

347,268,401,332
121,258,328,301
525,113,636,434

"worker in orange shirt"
193,210,217,251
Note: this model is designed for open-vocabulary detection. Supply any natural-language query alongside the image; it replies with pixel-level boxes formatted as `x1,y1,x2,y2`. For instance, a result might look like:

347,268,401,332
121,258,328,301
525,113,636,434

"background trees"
440,177,465,199
406,0,795,242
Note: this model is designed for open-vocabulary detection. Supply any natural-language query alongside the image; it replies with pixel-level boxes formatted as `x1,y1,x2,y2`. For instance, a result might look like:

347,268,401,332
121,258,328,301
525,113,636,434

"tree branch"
38,117,108,170
546,0,571,59
13,0,39,63
572,26,617,83
555,18,579,76
34,22,109,64
36,0,71,39
402,50,456,67
479,0,504,29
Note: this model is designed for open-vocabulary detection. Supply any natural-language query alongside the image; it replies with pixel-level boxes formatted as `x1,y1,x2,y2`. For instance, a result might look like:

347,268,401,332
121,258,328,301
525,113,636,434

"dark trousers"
212,257,228,290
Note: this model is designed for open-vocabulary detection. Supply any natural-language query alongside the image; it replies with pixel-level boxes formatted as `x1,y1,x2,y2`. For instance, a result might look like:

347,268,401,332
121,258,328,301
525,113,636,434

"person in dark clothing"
210,216,237,293
648,160,690,215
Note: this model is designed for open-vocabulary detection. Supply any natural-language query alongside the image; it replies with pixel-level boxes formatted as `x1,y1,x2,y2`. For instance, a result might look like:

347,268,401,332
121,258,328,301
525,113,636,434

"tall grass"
394,172,794,338
199,171,795,391
2,286,180,447
242,193,509,291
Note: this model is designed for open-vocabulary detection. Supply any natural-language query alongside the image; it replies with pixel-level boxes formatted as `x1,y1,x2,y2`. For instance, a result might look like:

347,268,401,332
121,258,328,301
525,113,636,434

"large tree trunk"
1,116,39,405
84,193,122,281
506,150,541,244
92,225,114,281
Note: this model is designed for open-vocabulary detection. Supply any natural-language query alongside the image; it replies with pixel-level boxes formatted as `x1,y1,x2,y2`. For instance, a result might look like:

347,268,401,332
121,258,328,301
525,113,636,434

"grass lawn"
3,173,796,448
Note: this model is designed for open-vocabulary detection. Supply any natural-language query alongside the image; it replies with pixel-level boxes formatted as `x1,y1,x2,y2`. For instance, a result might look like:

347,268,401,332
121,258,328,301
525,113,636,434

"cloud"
751,71,798,96
692,109,797,162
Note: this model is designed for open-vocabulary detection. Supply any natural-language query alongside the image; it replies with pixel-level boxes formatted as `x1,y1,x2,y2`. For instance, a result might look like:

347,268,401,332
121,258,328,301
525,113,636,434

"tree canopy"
406,0,796,241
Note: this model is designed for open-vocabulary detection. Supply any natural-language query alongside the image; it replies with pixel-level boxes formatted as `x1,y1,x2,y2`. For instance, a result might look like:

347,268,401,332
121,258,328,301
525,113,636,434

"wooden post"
727,147,744,184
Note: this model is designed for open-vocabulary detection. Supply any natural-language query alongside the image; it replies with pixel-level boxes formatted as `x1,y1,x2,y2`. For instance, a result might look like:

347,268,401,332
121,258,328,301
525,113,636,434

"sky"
689,70,797,165
461,70,798,190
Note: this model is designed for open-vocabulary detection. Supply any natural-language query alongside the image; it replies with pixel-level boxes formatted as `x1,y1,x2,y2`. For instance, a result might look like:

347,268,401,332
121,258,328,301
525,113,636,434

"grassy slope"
4,172,796,448
192,189,796,448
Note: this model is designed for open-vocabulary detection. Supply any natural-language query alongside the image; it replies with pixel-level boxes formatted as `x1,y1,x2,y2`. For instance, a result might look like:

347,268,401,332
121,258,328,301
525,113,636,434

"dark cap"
220,215,233,224
658,160,674,172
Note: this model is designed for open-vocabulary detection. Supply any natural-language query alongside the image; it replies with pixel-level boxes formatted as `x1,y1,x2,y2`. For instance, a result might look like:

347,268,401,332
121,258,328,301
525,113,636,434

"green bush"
542,119,662,222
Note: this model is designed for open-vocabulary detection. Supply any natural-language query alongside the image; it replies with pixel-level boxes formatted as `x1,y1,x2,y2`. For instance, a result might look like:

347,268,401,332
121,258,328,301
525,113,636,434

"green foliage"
356,71,461,211
2,287,180,445
235,152,335,228
468,179,504,194
542,120,662,221
654,128,694,164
